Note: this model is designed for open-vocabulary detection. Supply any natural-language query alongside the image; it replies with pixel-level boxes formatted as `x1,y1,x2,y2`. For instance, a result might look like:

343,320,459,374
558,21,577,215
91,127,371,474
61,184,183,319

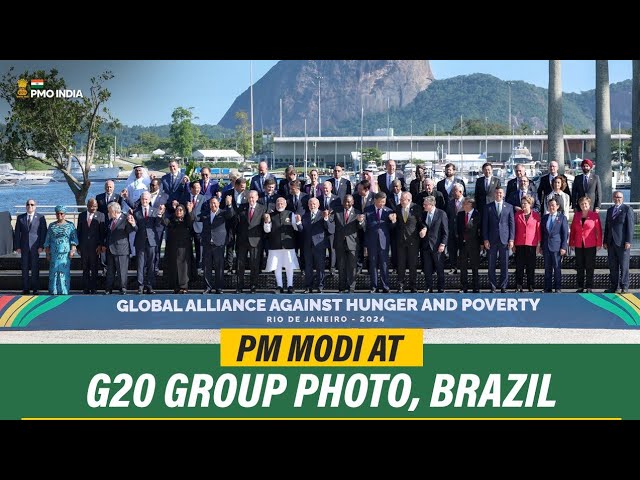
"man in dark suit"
234,190,266,293
505,164,527,199
96,180,123,216
506,176,540,213
278,165,298,198
222,178,250,273
331,194,365,293
572,158,601,212
147,178,169,275
250,161,277,198
354,180,375,274
104,202,137,294
14,199,47,294
199,195,235,294
198,167,220,201
604,191,635,293
161,160,190,214
540,198,569,293
131,192,162,294
482,186,515,292
299,197,334,293
318,180,341,275
259,178,280,213
182,181,207,276
437,163,467,205
364,192,394,293
77,198,106,294
457,198,482,293
329,164,352,201
419,195,449,293
537,160,571,207
474,162,501,218
378,160,406,196
385,179,404,271
286,179,309,270
391,191,423,293
446,183,466,274
418,178,446,211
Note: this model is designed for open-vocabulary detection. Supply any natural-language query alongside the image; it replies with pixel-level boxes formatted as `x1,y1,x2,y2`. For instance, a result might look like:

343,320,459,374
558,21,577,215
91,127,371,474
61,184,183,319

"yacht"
0,163,52,186
365,161,379,174
507,142,541,179
52,155,120,181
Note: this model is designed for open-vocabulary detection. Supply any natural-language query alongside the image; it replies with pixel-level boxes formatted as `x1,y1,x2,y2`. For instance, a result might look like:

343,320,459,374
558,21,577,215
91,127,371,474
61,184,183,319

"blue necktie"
548,215,555,231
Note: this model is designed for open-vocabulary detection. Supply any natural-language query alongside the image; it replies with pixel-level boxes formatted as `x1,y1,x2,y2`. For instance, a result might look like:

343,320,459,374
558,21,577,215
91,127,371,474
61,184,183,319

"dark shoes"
287,286,294,294
215,289,223,294
604,288,619,293
576,288,584,293
145,288,156,294
555,289,563,293
203,288,213,294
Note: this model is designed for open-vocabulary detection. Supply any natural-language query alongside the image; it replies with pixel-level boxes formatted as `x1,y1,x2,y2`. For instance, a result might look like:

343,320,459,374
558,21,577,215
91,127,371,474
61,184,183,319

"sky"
0,60,633,127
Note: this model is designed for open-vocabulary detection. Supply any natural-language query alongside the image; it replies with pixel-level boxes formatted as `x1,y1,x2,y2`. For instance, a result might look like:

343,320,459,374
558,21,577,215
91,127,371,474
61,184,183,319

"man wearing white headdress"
121,165,150,256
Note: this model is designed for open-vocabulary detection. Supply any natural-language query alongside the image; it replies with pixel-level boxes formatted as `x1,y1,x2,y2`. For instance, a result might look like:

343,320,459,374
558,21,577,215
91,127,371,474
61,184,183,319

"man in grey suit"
77,198,106,294
331,195,365,293
234,190,266,293
419,195,449,293
604,191,635,293
104,202,137,294
572,158,602,212
199,195,235,294
184,182,206,276
391,191,423,293
482,186,515,292
14,198,47,294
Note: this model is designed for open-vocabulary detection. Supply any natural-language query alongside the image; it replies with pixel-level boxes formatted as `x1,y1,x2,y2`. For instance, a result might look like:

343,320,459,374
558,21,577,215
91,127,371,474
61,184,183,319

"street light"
507,81,514,152
317,75,323,137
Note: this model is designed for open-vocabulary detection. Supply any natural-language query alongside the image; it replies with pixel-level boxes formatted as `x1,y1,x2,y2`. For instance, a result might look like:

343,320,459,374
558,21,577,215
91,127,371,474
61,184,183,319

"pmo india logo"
17,78,83,99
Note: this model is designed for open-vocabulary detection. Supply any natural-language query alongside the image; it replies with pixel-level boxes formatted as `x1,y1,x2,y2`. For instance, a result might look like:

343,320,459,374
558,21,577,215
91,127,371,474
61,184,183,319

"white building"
192,149,243,162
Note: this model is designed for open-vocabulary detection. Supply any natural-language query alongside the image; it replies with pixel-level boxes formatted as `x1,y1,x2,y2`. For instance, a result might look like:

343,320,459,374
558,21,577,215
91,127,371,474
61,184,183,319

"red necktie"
249,207,254,222
465,212,469,226
377,209,381,222
87,214,92,227
145,208,148,219
111,218,117,231
344,210,349,222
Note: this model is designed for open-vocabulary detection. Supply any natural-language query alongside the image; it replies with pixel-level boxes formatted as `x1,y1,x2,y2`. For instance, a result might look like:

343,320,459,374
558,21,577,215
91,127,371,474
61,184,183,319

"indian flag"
30,79,44,89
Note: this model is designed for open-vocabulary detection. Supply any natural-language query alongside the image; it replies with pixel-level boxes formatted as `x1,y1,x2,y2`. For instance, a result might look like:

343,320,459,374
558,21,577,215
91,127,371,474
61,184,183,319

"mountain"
217,60,434,134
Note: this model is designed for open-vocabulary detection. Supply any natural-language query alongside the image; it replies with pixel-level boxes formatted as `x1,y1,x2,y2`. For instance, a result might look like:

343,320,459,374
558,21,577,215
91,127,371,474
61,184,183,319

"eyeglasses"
26,203,35,206
614,196,624,199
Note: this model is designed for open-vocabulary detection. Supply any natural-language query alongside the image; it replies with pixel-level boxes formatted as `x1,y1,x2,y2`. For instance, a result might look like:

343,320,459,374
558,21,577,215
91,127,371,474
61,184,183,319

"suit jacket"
198,207,235,247
235,203,266,248
506,187,540,213
250,173,277,197
418,190,446,211
572,173,602,210
604,204,635,247
14,212,47,252
364,205,394,251
447,197,466,239
181,193,206,234
506,177,537,199
199,178,220,200
541,212,569,252
457,209,482,248
420,208,449,251
378,173,406,196
482,202,515,246
161,172,189,206
287,193,310,215
569,211,602,249
77,211,106,253
331,208,364,251
437,177,467,204
354,192,375,213
132,207,161,248
299,210,334,249
474,176,501,214
537,174,572,207
513,210,541,247
303,183,323,198
123,191,169,213
394,204,423,247
106,214,137,255
329,177,352,201
259,193,280,213
386,191,403,211
96,192,123,216
318,194,341,212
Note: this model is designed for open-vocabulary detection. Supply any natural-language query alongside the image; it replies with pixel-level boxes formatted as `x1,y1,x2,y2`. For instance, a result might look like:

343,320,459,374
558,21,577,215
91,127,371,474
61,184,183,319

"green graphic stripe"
609,296,640,326
11,296,50,327
15,296,71,327
580,293,636,326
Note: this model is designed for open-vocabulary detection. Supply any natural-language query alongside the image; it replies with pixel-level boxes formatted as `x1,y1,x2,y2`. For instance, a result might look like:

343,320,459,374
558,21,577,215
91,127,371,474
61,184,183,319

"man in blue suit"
131,192,163,294
482,186,515,292
299,197,334,293
14,199,47,294
540,198,569,293
250,161,277,198
604,191,635,293
161,161,189,214
199,195,235,294
364,192,394,293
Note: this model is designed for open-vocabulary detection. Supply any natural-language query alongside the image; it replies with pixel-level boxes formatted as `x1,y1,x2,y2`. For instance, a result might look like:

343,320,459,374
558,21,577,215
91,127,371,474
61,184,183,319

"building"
192,149,244,162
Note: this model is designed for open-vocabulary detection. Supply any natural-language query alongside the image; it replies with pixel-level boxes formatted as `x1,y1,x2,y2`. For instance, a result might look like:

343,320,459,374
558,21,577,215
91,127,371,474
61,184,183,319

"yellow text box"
220,329,423,367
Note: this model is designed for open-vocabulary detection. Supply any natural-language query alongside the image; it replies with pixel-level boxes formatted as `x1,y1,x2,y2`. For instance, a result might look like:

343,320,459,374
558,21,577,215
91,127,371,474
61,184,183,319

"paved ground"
1,327,640,344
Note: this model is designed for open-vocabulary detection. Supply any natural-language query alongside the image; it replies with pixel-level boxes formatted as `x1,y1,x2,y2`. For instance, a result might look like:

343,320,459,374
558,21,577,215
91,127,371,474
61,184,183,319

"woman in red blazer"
569,196,603,292
513,194,541,292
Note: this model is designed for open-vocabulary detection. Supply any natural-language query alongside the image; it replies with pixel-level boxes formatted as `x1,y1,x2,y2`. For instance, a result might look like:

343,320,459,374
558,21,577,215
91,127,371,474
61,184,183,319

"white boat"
0,163,52,186
403,162,417,182
365,160,379,174
0,175,18,187
507,142,541,179
52,155,120,182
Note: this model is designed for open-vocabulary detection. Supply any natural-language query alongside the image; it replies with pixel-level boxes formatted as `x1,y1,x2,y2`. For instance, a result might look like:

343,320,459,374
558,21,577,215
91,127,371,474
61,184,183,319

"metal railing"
14,205,87,224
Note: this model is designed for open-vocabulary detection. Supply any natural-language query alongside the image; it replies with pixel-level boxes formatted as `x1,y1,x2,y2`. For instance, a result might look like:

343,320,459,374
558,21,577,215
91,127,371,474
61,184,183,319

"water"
0,180,128,215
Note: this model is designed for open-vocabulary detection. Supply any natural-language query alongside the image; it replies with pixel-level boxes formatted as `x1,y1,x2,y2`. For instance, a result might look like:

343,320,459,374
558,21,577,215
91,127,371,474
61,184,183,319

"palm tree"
631,60,640,202
548,60,564,174
595,60,612,201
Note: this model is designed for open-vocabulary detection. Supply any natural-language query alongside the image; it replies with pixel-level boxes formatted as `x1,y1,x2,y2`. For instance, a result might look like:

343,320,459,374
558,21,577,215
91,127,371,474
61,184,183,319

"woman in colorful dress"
44,205,78,295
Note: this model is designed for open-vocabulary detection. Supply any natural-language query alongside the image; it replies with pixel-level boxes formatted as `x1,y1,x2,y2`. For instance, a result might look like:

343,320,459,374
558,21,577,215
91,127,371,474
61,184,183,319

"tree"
595,60,612,200
170,106,195,160
234,110,251,159
362,147,383,166
0,68,115,205
632,61,640,202
548,60,565,173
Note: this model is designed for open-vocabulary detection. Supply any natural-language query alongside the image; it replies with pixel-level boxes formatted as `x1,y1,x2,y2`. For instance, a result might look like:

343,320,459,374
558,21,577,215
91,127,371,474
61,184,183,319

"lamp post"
507,81,514,152
317,75,323,137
